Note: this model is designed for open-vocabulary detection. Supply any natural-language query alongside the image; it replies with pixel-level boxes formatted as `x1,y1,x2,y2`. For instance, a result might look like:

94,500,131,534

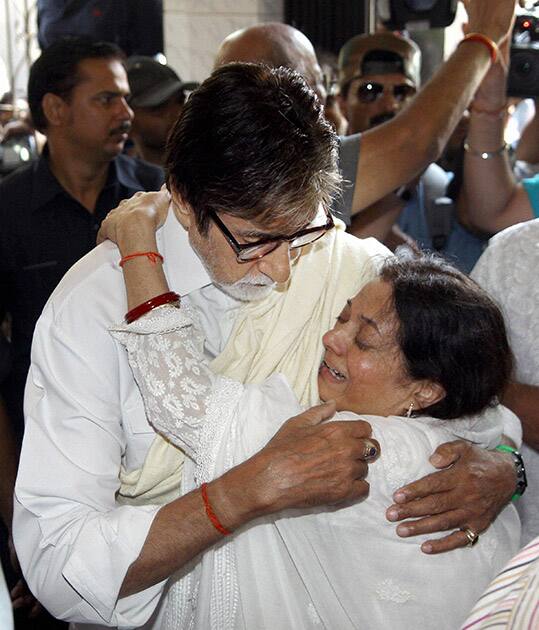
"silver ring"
460,526,479,547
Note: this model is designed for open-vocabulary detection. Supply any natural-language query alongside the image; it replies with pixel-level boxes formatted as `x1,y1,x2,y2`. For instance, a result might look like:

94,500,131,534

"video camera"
378,0,458,30
508,13,539,98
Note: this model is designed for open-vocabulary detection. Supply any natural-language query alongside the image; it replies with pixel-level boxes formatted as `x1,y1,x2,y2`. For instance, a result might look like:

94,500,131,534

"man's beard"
190,240,277,302
216,273,276,302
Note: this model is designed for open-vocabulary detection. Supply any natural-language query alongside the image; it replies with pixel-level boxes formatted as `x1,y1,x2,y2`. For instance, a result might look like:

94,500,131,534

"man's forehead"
352,72,413,87
75,57,127,86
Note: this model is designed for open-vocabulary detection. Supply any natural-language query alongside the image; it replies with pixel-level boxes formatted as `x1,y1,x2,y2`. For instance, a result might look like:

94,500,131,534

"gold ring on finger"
460,526,479,547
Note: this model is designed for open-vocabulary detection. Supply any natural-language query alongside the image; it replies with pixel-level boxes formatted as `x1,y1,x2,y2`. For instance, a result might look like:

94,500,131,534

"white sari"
111,305,521,630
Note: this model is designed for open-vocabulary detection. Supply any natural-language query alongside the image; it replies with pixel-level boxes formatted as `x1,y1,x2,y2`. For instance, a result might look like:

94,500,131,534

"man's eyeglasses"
210,207,335,263
356,81,416,104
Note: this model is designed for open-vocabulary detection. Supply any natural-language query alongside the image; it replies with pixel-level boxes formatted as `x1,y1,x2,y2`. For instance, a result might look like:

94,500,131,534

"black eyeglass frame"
354,80,417,104
210,208,335,263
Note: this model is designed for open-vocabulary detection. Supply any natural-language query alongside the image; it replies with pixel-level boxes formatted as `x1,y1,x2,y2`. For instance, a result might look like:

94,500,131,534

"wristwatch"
495,445,528,501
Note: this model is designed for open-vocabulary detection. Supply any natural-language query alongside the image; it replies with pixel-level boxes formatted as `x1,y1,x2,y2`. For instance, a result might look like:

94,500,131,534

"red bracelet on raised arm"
460,33,499,64
119,251,164,267
125,291,180,324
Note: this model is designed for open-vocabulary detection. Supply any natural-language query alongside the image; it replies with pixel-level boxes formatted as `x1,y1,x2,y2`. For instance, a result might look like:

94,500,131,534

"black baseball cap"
126,56,199,108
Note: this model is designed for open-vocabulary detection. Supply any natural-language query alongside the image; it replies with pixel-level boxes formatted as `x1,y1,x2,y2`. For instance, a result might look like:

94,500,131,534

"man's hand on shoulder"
385,440,515,554
214,401,379,527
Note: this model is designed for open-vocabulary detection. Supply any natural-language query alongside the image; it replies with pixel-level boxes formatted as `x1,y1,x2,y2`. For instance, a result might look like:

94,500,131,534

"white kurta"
13,210,240,629
112,306,521,630
13,211,389,628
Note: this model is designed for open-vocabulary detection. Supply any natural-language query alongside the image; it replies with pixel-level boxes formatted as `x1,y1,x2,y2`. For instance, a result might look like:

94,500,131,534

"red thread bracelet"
119,251,164,268
125,291,180,324
460,33,498,64
201,482,232,536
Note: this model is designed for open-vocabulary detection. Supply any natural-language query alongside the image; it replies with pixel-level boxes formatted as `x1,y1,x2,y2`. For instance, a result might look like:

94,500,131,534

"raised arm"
460,40,534,232
352,0,517,214
105,196,218,457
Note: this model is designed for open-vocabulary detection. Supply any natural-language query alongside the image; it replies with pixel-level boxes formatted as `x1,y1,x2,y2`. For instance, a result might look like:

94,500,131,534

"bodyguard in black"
0,37,164,442
0,152,163,438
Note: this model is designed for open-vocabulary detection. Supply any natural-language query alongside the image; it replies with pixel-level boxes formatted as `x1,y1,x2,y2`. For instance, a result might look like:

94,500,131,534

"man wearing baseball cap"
338,32,421,135
126,56,199,166
338,32,488,272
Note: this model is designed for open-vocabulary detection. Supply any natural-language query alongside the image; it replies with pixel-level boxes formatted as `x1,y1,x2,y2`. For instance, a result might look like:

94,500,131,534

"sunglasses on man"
210,206,335,263
355,80,416,104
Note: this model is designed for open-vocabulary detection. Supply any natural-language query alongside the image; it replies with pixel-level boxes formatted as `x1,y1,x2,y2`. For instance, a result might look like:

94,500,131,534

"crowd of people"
0,0,538,628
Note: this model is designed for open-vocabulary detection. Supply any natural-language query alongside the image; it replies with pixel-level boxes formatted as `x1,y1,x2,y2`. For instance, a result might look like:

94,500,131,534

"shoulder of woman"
233,374,302,456
360,416,453,494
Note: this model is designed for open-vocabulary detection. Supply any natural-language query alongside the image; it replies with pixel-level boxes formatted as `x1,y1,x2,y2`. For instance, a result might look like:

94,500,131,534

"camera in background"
508,13,539,98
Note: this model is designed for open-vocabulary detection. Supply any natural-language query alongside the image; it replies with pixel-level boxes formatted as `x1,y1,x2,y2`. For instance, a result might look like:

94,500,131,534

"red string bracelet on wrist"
460,33,499,64
201,482,232,536
119,251,164,268
125,291,180,324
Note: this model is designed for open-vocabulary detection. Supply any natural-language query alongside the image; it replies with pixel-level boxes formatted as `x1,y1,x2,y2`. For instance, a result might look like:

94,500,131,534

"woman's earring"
406,402,414,418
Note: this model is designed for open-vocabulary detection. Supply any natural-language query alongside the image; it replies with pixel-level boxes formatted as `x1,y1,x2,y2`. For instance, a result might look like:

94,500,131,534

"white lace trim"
110,305,214,459
166,379,244,630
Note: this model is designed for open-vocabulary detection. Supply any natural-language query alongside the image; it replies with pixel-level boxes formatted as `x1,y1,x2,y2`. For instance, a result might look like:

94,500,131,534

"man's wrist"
495,445,527,500
208,456,271,531
117,226,159,257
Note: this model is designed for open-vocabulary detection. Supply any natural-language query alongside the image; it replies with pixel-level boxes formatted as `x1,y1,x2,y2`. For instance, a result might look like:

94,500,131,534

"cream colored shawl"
117,225,390,505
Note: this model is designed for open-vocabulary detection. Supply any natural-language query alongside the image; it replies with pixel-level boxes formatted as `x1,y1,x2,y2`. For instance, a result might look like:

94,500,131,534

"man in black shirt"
0,37,163,440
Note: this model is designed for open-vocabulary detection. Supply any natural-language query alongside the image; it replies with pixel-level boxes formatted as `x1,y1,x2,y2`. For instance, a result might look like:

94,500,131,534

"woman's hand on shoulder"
97,186,170,253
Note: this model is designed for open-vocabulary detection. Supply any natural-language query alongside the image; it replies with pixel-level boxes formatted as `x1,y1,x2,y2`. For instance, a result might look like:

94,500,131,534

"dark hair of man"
380,250,513,420
165,62,341,235
28,36,125,132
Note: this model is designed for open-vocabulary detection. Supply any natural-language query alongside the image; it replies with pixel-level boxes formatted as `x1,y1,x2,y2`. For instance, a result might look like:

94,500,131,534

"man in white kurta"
13,61,522,629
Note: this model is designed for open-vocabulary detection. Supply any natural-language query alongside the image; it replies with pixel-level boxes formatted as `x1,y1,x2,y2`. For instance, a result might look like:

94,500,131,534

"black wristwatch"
495,445,528,501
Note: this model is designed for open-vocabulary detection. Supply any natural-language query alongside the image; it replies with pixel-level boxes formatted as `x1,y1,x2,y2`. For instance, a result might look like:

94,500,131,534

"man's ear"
41,93,68,127
170,191,194,230
413,380,446,412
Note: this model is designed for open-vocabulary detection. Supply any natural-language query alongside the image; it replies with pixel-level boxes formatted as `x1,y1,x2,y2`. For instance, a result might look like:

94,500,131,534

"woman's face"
318,279,431,415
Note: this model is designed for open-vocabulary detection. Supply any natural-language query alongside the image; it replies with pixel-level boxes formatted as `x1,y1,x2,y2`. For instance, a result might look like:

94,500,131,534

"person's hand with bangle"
98,187,172,313
463,0,516,51
97,186,171,254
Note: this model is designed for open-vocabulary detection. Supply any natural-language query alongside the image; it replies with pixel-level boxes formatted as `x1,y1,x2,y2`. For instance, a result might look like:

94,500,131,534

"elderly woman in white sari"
106,216,520,629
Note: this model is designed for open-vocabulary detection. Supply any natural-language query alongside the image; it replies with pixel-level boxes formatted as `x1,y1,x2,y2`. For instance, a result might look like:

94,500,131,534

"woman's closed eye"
354,337,370,350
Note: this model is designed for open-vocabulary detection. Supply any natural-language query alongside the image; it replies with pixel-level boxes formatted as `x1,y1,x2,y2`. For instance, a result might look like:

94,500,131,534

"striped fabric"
461,537,539,629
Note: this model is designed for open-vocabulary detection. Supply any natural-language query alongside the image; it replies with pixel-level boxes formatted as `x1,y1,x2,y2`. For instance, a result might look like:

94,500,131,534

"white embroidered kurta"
112,306,521,630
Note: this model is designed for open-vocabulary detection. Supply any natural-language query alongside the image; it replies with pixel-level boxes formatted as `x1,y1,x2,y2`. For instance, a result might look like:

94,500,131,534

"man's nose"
256,242,292,284
381,88,401,112
118,97,134,121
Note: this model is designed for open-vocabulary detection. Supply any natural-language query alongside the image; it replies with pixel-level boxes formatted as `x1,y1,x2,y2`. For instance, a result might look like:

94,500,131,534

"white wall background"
0,0,39,99
164,0,284,84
